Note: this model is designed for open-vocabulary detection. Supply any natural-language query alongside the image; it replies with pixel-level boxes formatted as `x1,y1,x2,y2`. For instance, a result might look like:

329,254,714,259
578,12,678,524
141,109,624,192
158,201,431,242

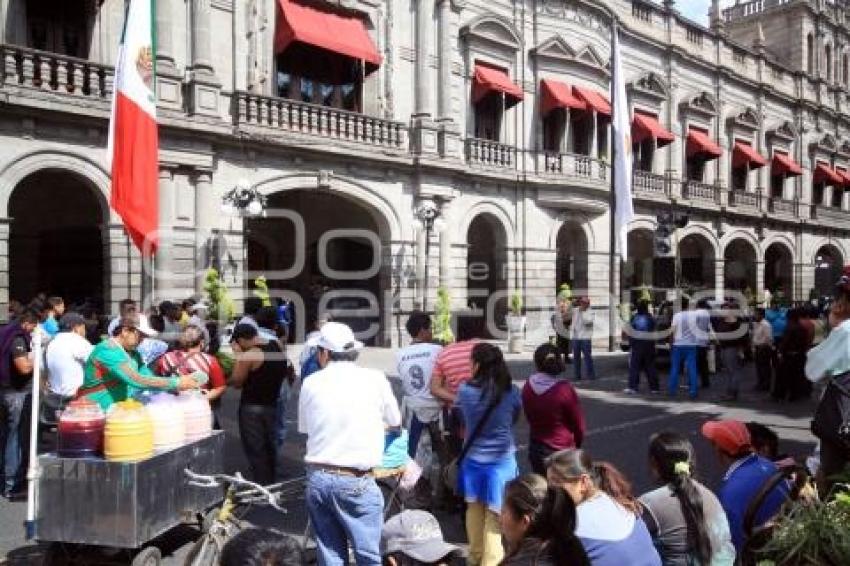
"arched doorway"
814,244,843,299
724,239,757,294
245,190,388,345
466,213,508,338
622,228,653,303
764,242,793,303
678,234,715,292
555,220,589,293
9,170,106,308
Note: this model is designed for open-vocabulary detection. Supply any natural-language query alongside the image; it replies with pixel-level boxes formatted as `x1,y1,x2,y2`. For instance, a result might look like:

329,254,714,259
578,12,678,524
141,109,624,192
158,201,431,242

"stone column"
437,0,452,120
439,222,451,290
156,168,178,298
194,171,217,293
415,226,427,308
415,0,433,117
191,0,214,75
156,0,175,67
715,258,725,302
188,0,221,116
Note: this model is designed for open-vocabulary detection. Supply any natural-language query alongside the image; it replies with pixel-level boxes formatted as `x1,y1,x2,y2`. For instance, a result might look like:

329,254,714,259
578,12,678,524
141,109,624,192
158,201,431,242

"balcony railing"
541,152,607,181
1,44,113,98
633,170,667,196
466,138,516,169
768,197,797,216
235,92,407,150
728,190,761,210
683,180,720,203
811,204,850,226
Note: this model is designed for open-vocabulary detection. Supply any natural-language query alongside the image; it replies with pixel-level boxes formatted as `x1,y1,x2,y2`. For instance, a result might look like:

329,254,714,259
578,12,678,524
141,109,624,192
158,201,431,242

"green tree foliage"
433,287,455,345
254,275,272,307
203,268,235,323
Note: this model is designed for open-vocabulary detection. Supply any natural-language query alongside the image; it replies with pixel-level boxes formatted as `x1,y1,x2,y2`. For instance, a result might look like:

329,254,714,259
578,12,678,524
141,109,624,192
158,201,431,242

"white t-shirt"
672,310,710,347
396,342,442,400
46,332,95,397
298,361,401,470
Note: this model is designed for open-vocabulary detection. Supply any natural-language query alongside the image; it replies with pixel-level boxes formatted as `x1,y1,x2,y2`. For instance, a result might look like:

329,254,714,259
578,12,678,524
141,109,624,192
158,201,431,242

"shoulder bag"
442,395,501,497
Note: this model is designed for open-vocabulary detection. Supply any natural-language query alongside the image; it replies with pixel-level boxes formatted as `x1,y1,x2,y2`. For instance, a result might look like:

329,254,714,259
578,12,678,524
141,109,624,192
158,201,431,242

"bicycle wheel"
184,532,225,566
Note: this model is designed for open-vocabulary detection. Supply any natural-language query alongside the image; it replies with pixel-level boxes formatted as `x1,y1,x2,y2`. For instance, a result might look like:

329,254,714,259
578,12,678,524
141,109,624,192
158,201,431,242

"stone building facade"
0,0,849,347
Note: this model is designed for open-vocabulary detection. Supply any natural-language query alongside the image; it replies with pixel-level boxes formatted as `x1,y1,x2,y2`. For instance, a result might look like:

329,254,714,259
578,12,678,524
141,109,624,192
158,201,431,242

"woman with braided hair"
638,432,735,565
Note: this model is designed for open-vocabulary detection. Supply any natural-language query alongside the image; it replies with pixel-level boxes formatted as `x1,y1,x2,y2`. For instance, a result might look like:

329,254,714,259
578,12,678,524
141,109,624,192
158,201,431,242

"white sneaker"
622,388,638,395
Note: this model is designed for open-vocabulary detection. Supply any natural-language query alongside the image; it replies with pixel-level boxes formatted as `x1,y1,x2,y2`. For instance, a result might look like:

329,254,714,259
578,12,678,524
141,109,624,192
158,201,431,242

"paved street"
1,346,819,565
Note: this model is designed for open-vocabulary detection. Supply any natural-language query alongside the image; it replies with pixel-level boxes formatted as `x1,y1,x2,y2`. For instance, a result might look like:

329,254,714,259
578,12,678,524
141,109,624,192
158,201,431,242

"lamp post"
415,201,441,312
221,179,266,288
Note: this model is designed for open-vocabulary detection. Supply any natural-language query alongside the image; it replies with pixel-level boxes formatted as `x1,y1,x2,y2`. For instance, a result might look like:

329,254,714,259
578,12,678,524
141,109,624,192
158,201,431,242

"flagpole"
608,18,618,353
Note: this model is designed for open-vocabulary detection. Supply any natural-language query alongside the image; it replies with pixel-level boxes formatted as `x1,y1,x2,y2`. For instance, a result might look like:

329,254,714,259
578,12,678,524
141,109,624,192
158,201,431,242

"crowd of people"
0,268,848,566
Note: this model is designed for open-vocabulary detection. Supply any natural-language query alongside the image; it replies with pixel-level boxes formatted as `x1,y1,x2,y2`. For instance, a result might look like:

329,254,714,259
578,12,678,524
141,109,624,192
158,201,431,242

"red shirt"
432,339,480,399
157,350,227,391
522,374,585,450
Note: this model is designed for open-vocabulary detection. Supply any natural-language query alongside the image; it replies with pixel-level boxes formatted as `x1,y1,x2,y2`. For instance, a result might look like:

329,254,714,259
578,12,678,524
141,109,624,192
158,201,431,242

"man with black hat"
44,313,95,414
79,315,199,410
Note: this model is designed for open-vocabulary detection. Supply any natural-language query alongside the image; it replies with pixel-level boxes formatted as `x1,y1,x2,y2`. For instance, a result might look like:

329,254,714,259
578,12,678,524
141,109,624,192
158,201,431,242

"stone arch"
465,211,510,338
548,212,597,252
810,238,847,265
721,230,762,260
251,173,403,242
677,224,720,258
457,200,516,250
723,237,758,292
623,227,654,292
762,233,796,261
0,149,112,221
764,240,794,300
813,242,844,298
678,231,717,290
554,219,589,293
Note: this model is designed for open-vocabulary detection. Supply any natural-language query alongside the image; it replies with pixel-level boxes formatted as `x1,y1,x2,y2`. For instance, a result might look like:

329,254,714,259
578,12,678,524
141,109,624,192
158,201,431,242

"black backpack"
811,371,850,451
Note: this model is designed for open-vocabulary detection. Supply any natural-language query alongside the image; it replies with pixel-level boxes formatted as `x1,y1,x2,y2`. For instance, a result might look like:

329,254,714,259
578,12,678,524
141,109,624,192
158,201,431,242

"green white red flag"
107,0,158,256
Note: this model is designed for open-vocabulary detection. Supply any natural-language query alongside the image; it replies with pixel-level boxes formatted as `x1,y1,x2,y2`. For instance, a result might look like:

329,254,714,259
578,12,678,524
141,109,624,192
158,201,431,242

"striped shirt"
432,339,480,398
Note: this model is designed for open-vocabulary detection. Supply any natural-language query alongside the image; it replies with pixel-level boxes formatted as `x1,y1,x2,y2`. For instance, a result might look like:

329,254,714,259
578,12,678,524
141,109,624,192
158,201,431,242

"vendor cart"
34,431,225,565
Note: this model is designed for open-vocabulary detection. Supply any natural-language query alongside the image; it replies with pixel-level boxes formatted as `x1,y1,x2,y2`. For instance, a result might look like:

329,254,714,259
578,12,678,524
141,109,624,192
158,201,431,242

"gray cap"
58,313,86,332
380,511,459,563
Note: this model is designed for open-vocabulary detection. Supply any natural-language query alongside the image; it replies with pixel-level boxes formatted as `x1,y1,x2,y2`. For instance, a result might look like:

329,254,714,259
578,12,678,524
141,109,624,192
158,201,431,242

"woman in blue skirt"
456,343,522,565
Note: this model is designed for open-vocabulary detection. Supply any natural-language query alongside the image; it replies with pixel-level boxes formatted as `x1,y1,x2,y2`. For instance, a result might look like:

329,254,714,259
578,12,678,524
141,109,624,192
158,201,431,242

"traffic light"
654,213,688,257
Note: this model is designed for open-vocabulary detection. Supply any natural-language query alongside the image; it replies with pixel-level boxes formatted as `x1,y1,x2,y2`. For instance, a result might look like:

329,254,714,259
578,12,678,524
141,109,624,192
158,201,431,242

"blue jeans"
0,389,31,494
306,469,383,565
573,339,595,380
669,345,699,398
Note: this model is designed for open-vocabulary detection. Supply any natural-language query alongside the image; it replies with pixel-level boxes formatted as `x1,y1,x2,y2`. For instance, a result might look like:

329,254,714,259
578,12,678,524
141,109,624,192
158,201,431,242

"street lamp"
221,179,266,217
415,201,441,312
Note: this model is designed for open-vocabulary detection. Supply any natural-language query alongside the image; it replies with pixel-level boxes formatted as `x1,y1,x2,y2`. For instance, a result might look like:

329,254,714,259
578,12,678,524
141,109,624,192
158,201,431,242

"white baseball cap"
315,322,363,353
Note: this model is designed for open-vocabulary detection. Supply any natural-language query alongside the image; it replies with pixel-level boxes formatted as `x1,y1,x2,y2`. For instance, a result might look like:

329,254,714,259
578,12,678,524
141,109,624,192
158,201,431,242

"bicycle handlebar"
185,469,287,512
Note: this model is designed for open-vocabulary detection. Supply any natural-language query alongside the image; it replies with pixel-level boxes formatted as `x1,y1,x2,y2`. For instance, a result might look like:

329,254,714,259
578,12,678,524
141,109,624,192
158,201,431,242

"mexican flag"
107,0,158,256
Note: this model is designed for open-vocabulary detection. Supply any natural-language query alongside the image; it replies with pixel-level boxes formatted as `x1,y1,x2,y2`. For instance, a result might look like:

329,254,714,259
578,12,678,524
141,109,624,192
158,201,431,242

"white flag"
612,23,634,261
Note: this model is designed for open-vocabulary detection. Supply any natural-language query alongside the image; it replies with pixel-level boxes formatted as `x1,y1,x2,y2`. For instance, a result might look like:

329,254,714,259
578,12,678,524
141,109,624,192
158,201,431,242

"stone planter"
506,315,526,353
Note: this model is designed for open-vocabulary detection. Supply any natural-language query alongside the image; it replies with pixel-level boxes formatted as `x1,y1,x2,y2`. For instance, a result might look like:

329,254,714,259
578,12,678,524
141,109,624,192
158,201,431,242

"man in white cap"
298,321,401,565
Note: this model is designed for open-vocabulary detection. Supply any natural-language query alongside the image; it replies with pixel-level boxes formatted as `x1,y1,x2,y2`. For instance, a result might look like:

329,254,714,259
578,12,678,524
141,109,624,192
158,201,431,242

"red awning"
732,141,768,169
686,128,722,160
632,112,675,148
540,79,586,115
814,162,844,185
572,86,611,117
274,0,382,73
837,168,850,186
472,63,524,107
771,152,802,177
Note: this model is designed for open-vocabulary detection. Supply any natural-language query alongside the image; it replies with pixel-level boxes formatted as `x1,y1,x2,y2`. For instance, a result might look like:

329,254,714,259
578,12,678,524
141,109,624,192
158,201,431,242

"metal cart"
34,431,225,565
